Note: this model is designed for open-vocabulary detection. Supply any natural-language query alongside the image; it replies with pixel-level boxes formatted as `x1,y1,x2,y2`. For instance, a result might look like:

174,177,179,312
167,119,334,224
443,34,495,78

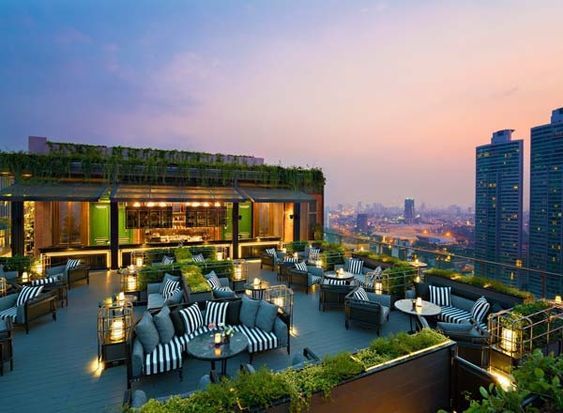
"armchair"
344,288,391,335
319,276,355,312
0,265,19,287
288,265,323,294
0,289,57,334
46,261,90,289
146,273,186,311
260,249,284,270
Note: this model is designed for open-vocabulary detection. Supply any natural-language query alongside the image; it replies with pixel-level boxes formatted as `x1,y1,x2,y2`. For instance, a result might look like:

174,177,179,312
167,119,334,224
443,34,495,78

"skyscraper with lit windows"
475,129,523,286
529,107,563,298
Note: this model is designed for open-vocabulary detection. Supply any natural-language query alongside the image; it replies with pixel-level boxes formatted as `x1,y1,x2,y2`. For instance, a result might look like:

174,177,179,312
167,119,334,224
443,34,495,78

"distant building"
356,213,369,233
404,198,415,224
475,129,523,287
529,108,563,298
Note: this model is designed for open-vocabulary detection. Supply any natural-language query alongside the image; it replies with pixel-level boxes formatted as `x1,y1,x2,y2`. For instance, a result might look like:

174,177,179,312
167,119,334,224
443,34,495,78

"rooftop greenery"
425,268,534,301
136,329,447,413
0,148,325,191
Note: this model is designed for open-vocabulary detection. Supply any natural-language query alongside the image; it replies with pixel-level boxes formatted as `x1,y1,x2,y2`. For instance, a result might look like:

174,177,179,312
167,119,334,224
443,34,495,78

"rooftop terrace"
0,262,410,413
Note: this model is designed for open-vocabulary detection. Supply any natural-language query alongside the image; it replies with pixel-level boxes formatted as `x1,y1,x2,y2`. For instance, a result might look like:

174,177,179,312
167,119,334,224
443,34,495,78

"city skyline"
2,1,563,207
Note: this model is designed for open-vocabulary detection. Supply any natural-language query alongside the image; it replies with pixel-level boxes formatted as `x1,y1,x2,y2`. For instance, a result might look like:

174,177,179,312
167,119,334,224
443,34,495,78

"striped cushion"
0,306,17,321
161,255,174,265
308,248,320,260
206,273,222,290
144,336,183,375
439,305,488,331
162,279,180,299
283,257,298,263
353,287,369,301
16,285,44,307
31,276,59,286
232,324,278,353
65,259,81,271
192,254,205,263
204,301,228,326
323,278,347,286
346,258,364,275
470,297,490,324
178,304,204,335
310,275,322,285
294,262,307,272
429,286,451,306
265,248,276,256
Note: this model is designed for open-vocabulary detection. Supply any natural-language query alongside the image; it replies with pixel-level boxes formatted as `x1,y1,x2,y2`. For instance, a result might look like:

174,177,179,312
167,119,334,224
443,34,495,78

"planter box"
230,279,247,294
187,287,213,305
425,274,524,309
351,254,393,271
267,341,456,413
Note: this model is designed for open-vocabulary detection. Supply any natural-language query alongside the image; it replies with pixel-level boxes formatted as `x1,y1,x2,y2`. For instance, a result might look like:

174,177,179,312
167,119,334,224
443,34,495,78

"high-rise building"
356,213,369,233
404,198,415,224
529,107,563,298
475,129,523,286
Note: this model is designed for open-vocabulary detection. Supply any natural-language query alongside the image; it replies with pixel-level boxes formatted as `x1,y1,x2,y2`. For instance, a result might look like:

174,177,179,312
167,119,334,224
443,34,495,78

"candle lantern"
501,327,518,355
232,259,247,281
214,332,222,346
0,277,6,297
21,272,29,283
374,281,383,295
264,285,294,328
253,277,261,287
555,295,562,305
97,299,133,367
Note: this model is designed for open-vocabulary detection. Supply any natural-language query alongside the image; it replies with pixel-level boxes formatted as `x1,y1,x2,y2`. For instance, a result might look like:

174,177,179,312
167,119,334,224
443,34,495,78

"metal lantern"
0,277,6,297
131,251,144,268
264,285,294,327
120,268,138,293
97,299,133,366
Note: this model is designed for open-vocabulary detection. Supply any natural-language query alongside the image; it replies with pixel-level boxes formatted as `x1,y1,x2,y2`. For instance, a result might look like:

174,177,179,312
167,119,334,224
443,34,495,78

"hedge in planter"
352,251,410,267
137,263,178,290
137,329,447,413
180,264,212,293
0,255,32,273
192,259,233,279
425,268,534,301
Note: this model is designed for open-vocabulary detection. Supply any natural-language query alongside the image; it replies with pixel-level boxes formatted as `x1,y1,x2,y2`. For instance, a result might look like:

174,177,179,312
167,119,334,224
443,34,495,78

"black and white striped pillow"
470,296,490,324
294,261,307,272
204,301,228,326
192,254,205,263
347,258,364,275
283,256,297,263
308,248,320,260
353,287,369,301
324,279,347,286
31,276,59,286
206,273,222,290
162,279,180,299
65,259,81,271
429,286,451,307
179,304,204,335
162,255,174,265
16,285,44,306
265,248,276,256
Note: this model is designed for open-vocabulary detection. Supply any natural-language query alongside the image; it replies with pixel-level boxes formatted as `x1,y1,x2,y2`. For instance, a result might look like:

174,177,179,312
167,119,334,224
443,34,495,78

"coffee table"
324,271,356,283
394,298,441,333
186,330,248,376
244,280,270,299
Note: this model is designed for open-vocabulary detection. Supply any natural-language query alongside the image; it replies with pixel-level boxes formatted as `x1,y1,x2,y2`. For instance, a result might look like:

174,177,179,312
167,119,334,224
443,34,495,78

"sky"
1,1,563,208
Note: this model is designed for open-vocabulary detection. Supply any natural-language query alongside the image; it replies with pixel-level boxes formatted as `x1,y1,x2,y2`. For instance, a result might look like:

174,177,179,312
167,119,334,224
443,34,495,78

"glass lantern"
0,277,6,297
232,259,248,281
264,285,294,327
97,299,133,366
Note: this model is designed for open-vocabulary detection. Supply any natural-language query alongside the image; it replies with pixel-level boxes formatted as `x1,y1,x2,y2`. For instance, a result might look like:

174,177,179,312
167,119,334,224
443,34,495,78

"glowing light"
203,202,210,207
290,326,298,337
216,252,224,261
158,202,167,208
214,202,221,207
489,368,514,391
110,319,125,342
555,295,562,304
501,327,518,354
192,202,201,207
88,357,104,378
133,202,141,208
253,278,261,287
146,202,155,208
273,297,284,308
135,257,144,267
375,281,383,295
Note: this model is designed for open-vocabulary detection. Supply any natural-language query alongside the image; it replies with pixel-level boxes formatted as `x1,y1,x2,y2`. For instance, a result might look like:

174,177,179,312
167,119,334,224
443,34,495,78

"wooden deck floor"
0,262,410,412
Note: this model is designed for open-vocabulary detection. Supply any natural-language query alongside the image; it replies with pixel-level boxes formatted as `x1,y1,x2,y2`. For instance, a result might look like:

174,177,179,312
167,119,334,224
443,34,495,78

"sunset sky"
1,1,562,207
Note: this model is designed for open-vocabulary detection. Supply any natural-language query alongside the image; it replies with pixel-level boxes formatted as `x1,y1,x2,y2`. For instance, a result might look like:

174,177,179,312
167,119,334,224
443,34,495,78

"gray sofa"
46,261,90,289
0,289,57,333
344,288,391,335
288,265,324,294
128,297,290,388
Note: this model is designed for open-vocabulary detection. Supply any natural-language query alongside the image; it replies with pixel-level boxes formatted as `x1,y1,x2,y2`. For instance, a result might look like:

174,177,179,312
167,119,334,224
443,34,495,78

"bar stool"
0,318,14,376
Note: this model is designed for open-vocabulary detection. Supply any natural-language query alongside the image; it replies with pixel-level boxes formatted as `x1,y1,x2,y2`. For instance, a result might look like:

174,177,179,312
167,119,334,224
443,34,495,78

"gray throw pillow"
239,295,261,328
214,287,236,299
153,305,176,344
164,289,184,306
134,312,160,353
159,273,181,294
255,300,278,333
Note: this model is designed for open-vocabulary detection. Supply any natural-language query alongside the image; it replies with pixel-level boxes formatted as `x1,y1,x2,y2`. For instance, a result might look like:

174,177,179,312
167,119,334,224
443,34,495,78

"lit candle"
22,271,29,282
273,297,284,307
501,328,517,354
110,319,125,342
214,332,222,345
135,257,144,267
416,297,422,308
214,347,222,357
127,275,137,291
293,252,298,259
216,252,224,261
128,264,135,272
253,278,261,287
375,281,383,295
234,265,242,280
281,247,287,254
555,295,562,304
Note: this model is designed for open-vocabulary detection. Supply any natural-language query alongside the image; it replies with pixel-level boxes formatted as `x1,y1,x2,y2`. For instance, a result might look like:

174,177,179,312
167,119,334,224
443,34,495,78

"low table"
244,280,270,299
394,298,441,333
186,330,248,376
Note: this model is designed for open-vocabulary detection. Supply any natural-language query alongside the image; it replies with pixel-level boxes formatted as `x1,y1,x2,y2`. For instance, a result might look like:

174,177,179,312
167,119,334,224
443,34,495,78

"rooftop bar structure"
0,137,325,269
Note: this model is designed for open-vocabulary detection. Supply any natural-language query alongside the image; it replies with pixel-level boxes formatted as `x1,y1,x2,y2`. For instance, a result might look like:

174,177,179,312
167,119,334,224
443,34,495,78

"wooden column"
11,201,24,257
110,201,119,269
232,202,239,259
293,202,301,241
